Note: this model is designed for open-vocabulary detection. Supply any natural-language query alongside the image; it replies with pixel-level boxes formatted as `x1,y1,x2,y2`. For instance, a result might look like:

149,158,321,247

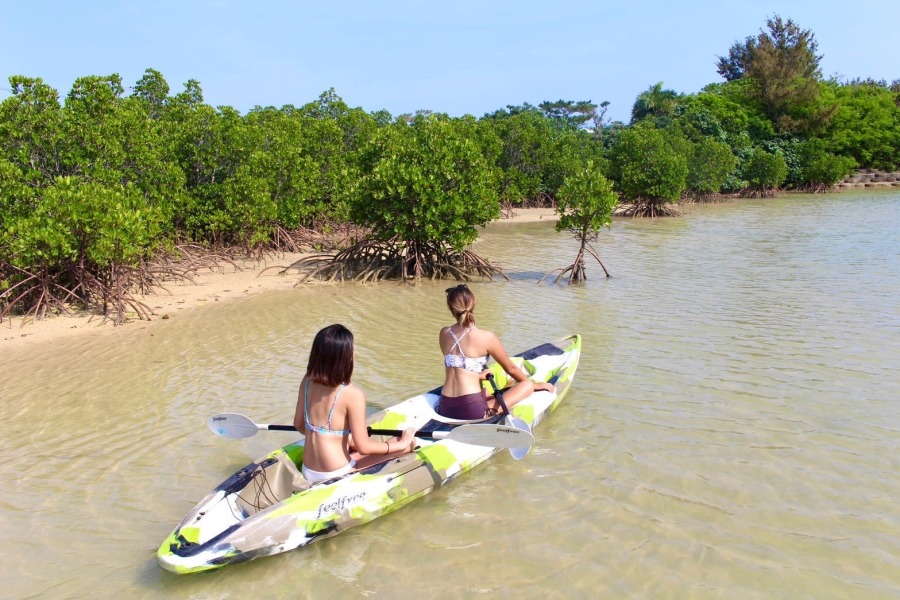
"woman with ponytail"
437,285,555,419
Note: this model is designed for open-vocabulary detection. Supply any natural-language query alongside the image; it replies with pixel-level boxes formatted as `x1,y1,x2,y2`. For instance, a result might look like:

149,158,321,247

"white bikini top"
444,327,489,374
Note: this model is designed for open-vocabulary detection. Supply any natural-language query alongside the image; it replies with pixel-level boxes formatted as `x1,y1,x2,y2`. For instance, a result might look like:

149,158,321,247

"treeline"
1,16,899,320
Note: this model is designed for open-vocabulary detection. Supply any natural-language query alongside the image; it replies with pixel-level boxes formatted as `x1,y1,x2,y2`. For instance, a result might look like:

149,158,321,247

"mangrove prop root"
540,241,610,285
618,201,682,218
681,191,731,204
286,238,507,284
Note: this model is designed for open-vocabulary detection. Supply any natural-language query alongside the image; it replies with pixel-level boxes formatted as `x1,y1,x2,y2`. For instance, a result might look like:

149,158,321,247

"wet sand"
0,208,558,349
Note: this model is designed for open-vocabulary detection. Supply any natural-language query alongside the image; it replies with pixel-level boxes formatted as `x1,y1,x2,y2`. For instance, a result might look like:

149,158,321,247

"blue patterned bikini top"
444,327,489,374
304,379,351,436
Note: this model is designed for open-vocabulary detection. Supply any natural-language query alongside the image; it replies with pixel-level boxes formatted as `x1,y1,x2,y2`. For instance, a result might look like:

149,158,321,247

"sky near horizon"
2,0,898,124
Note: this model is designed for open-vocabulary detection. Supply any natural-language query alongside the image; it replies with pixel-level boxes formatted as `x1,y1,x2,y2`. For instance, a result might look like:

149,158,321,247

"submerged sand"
1,208,558,349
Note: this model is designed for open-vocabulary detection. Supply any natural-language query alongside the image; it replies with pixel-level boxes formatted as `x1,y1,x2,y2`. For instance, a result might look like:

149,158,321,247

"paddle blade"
207,413,261,439
446,423,534,449
506,416,532,460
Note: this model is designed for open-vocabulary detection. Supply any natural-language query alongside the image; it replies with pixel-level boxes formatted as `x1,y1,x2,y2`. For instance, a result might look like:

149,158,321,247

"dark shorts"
438,389,488,420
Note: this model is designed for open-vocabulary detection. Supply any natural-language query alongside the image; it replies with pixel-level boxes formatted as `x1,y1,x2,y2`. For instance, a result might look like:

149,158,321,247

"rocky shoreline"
836,169,900,190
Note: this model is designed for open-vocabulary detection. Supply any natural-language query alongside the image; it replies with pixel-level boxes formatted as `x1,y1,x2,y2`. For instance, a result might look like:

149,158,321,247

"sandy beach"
0,208,558,349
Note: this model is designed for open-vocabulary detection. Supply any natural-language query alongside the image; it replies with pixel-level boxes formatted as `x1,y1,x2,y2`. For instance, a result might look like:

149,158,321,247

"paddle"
485,373,533,460
207,413,534,450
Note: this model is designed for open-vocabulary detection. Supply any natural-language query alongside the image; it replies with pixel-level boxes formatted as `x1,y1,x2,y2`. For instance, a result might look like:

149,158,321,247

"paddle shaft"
486,373,511,416
208,413,533,450
250,422,488,440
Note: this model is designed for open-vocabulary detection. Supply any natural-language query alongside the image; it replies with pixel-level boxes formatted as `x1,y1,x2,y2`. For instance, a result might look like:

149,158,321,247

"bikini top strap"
447,327,469,358
305,379,346,432
325,384,345,429
303,378,311,429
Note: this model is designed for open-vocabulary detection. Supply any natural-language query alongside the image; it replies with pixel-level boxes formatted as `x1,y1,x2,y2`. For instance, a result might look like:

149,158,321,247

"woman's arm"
485,333,555,393
345,385,414,455
485,332,530,383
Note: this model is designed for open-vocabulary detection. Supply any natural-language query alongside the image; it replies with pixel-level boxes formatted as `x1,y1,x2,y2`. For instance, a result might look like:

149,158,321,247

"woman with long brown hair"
294,324,415,483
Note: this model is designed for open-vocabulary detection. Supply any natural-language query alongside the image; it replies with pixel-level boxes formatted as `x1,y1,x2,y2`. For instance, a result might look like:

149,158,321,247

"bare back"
439,325,513,397
293,377,355,472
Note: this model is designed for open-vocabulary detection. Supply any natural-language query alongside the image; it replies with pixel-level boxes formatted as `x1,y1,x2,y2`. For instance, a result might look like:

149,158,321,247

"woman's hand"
537,382,556,394
397,428,416,451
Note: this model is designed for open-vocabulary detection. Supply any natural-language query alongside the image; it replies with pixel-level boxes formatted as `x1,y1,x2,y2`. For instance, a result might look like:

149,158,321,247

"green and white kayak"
157,334,581,574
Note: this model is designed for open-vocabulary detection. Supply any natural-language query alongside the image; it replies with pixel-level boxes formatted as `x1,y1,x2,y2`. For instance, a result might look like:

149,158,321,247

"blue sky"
2,0,898,123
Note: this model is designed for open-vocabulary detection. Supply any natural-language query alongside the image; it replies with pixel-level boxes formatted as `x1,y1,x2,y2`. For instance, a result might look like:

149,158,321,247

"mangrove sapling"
543,161,618,284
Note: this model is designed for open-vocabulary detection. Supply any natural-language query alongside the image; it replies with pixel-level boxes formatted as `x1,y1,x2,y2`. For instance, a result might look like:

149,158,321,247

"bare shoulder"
473,327,500,345
478,328,509,356
338,383,365,407
465,327,495,354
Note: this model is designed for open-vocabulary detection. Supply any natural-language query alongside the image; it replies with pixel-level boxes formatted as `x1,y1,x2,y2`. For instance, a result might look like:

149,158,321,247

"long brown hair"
305,324,354,386
445,284,476,328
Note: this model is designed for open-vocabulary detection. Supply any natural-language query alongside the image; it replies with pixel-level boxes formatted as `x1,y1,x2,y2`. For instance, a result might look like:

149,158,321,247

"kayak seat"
518,343,565,360
233,453,310,516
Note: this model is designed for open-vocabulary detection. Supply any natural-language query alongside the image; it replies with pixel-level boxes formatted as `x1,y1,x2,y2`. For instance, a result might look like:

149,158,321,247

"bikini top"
304,379,351,436
444,327,489,374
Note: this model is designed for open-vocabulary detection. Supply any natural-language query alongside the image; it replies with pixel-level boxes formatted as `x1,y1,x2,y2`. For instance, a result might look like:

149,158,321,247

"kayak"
157,334,581,574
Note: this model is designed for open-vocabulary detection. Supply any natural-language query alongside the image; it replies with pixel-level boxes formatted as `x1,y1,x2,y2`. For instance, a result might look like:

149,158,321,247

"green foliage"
485,111,549,204
538,99,600,130
717,15,821,82
822,80,900,170
0,76,67,187
4,177,162,270
550,160,618,282
609,126,688,203
716,35,756,81
556,161,618,238
717,15,831,134
2,60,896,316
352,116,499,250
742,147,788,191
757,137,803,186
796,139,856,187
298,90,378,222
631,82,680,125
0,159,36,226
687,137,739,195
131,68,170,119
477,109,588,206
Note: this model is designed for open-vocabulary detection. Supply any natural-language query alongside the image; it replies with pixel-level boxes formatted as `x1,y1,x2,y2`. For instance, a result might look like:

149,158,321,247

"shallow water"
1,190,899,599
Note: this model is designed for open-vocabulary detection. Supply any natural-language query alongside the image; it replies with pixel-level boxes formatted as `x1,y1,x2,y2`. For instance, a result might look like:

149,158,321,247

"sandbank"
0,208,558,350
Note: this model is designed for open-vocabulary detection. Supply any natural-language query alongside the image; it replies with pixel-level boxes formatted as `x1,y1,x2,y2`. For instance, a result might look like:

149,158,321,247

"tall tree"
631,82,680,124
538,99,599,130
131,68,170,119
716,16,828,133
0,76,67,185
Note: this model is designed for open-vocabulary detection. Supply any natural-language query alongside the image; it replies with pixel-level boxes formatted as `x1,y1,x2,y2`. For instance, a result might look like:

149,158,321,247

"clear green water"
1,190,898,598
